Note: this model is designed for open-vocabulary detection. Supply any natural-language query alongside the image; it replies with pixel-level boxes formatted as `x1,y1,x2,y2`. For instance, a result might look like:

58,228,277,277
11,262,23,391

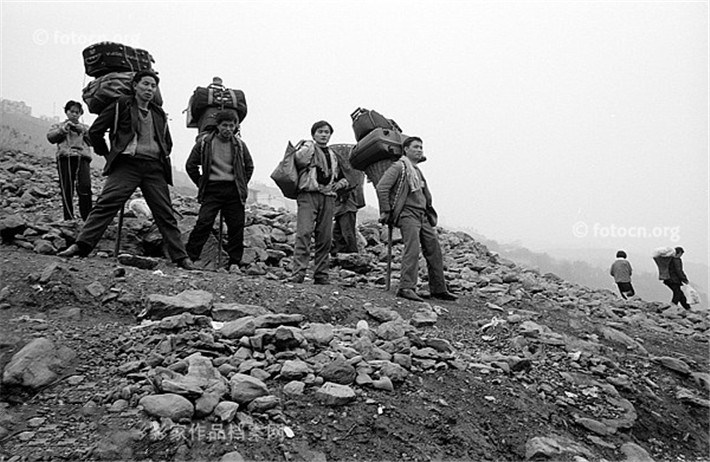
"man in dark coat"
663,246,690,309
59,71,194,270
185,110,254,269
376,136,457,302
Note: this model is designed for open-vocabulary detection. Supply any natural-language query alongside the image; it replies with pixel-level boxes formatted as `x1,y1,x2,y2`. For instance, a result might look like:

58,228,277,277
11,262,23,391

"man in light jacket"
290,120,349,284
610,250,635,299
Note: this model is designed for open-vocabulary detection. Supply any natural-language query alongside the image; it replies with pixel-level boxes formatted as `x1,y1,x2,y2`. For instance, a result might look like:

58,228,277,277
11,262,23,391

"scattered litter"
152,270,165,276
283,426,294,438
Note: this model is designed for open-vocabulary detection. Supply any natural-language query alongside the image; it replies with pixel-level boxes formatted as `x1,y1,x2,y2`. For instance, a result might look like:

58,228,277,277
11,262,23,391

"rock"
302,323,335,345
378,361,409,382
0,214,26,242
620,442,655,462
139,394,193,422
524,435,593,460
220,316,257,339
283,381,306,396
253,313,304,328
212,303,271,322
331,253,377,274
377,319,407,341
653,356,691,375
315,382,356,406
280,360,312,380
321,358,356,385
574,416,616,436
600,327,648,355
365,304,402,322
117,254,159,270
33,239,55,255
2,338,76,389
220,451,246,462
214,401,240,422
246,395,280,413
85,281,105,298
410,305,438,327
229,374,269,404
372,376,394,391
145,289,214,319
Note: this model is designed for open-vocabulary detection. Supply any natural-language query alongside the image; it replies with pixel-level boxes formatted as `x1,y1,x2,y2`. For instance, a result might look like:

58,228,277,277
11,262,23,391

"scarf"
401,156,422,192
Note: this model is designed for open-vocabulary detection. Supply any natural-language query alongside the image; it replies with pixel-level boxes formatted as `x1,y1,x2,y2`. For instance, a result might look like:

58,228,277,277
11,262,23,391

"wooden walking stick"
217,211,224,269
114,203,125,258
386,224,393,291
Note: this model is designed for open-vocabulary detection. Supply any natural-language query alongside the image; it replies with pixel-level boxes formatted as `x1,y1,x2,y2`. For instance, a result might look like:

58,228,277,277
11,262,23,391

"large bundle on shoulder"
81,42,162,115
652,246,676,280
349,108,407,185
185,77,247,133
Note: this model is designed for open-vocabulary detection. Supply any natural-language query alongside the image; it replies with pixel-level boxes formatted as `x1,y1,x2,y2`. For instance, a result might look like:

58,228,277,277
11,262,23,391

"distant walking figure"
46,100,93,221
661,247,691,309
609,250,635,299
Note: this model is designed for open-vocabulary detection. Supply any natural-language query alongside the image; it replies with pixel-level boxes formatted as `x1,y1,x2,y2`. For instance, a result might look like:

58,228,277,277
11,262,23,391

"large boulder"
2,338,76,389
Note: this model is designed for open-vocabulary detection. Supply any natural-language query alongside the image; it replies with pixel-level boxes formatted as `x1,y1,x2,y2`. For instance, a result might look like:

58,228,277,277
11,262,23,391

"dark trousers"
76,156,188,261
186,181,245,265
663,281,690,309
293,191,334,280
332,211,358,255
57,156,92,220
616,282,635,300
398,207,446,293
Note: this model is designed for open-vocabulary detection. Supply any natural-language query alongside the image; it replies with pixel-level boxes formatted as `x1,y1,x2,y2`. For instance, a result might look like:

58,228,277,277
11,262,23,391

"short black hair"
616,250,627,258
132,70,160,85
64,100,83,113
215,110,239,126
675,246,685,254
403,136,422,149
311,120,333,136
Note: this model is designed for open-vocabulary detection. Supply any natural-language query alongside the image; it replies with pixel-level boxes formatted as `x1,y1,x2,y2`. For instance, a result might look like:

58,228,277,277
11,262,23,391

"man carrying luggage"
185,110,254,269
58,70,195,270
662,246,691,309
290,121,349,284
376,136,457,302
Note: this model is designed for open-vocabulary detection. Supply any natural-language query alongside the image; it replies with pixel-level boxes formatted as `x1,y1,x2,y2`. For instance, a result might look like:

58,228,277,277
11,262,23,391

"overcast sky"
1,1,708,267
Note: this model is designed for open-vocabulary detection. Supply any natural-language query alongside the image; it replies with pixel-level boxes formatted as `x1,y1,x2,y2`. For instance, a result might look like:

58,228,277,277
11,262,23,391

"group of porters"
79,41,407,188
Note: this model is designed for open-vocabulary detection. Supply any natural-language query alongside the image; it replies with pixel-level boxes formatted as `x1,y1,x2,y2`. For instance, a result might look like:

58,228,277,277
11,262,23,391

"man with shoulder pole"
58,70,195,270
376,136,457,302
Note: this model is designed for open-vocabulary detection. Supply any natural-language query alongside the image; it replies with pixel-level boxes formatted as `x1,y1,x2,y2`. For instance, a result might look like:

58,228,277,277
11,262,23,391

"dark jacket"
667,256,689,284
376,159,437,227
88,95,174,184
185,132,254,204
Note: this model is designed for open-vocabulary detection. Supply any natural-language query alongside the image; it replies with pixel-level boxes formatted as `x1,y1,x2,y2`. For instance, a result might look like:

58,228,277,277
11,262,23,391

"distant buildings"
1,98,31,117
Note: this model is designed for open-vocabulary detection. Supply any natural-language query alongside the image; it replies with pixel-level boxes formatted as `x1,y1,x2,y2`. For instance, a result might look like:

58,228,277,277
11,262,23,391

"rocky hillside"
0,148,708,462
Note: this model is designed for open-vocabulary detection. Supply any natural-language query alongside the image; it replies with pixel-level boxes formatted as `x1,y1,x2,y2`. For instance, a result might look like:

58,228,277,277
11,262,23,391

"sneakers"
431,291,459,301
57,244,83,258
397,288,424,302
177,258,196,270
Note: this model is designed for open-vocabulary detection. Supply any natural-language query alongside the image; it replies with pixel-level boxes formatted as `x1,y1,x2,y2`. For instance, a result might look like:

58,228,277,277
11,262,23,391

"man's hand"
379,212,390,224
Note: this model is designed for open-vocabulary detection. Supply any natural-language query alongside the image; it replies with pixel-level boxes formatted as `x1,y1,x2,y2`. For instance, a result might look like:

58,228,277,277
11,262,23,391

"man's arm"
88,101,119,157
47,123,68,144
185,141,203,187
375,162,401,213
675,259,689,284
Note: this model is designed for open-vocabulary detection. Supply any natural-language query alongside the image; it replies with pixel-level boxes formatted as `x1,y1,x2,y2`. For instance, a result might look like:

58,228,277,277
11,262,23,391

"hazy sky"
1,1,708,266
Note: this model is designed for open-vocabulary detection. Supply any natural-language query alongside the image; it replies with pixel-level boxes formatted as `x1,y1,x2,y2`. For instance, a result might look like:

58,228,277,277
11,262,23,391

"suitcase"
187,85,247,128
350,127,406,171
83,42,154,78
351,107,400,142
82,72,163,115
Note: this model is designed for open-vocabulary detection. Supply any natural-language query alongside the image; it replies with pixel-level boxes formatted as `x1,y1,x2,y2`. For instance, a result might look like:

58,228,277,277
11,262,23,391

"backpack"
82,71,163,115
270,141,300,199
351,107,401,142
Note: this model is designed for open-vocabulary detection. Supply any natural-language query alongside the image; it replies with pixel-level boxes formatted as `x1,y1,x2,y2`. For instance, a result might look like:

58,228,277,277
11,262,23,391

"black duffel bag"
186,83,247,128
83,42,154,78
351,107,401,142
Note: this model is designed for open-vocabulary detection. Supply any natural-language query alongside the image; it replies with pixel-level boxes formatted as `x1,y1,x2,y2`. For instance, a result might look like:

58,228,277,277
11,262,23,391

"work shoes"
57,244,83,258
177,258,196,270
431,291,459,301
397,288,424,302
